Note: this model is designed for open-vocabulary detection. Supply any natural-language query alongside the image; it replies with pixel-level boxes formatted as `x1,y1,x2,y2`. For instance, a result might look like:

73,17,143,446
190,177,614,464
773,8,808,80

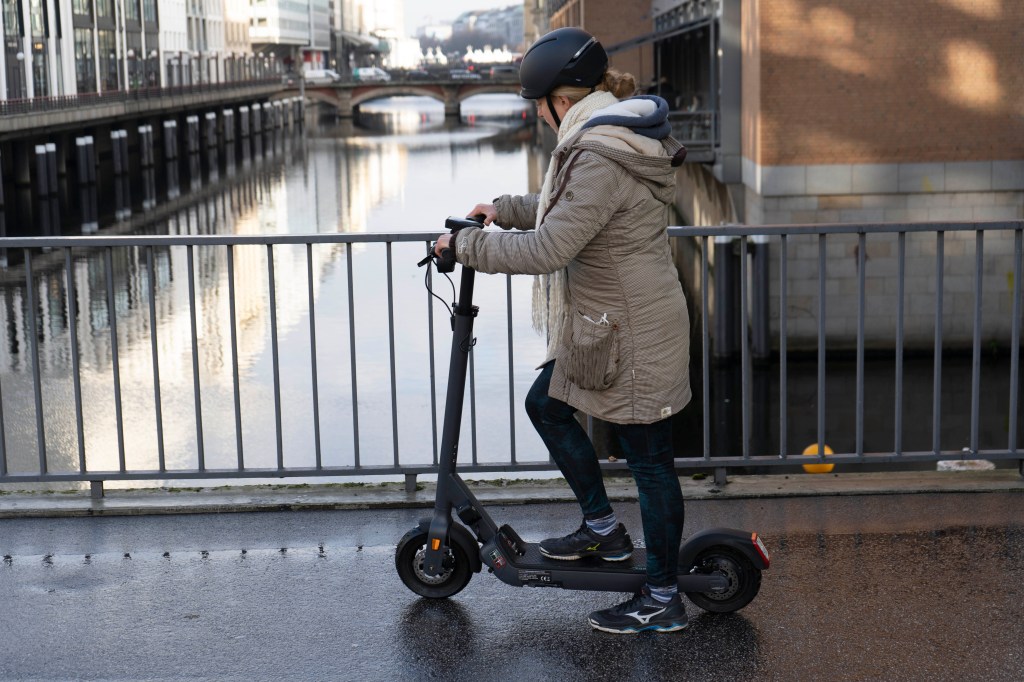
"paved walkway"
3,489,1023,680
1,468,1021,518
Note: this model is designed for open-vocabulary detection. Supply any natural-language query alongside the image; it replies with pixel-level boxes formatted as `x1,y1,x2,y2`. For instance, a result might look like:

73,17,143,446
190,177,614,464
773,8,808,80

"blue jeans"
525,362,684,587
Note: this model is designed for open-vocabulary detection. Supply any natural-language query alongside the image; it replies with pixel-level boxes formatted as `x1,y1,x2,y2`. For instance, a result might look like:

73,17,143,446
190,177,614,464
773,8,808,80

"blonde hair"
551,68,637,104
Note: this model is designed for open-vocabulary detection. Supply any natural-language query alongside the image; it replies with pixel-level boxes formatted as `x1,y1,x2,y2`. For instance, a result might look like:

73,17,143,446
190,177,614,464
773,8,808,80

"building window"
29,0,48,97
96,0,112,19
2,0,19,31
72,0,90,16
98,29,117,91
125,0,139,23
142,0,157,23
74,27,96,93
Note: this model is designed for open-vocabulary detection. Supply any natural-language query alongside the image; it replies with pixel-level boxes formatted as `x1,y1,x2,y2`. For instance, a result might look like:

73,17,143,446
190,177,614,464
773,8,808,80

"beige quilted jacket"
454,124,691,424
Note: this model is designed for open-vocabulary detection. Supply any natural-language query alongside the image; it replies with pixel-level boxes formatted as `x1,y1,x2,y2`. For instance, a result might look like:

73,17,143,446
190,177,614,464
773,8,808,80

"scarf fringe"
530,90,620,356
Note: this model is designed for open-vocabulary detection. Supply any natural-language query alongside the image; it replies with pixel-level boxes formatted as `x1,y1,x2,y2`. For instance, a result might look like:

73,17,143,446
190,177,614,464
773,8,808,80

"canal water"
0,94,1019,489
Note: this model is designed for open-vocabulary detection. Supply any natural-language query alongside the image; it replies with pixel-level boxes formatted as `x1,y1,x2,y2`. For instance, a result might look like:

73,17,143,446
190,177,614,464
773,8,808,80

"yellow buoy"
801,443,835,473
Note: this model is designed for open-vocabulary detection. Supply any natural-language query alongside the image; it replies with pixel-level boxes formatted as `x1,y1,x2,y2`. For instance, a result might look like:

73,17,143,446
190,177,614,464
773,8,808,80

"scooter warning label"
519,570,557,586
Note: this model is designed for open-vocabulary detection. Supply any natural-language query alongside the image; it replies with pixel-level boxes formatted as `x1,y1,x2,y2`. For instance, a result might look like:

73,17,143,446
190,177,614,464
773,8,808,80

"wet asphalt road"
1,492,1023,681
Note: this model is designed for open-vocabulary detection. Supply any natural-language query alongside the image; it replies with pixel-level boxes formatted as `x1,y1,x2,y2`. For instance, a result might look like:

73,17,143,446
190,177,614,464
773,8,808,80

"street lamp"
109,51,119,91
127,49,135,89
14,51,25,99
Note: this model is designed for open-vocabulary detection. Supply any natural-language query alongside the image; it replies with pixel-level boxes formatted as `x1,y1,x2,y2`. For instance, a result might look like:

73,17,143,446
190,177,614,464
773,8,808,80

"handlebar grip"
437,247,456,273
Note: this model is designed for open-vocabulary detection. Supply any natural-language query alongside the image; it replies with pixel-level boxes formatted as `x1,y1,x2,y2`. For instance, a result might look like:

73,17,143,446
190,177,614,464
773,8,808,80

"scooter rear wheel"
395,529,473,599
684,546,762,613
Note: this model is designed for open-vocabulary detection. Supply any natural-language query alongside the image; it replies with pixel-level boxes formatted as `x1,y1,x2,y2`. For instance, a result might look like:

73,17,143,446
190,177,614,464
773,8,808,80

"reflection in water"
0,95,551,487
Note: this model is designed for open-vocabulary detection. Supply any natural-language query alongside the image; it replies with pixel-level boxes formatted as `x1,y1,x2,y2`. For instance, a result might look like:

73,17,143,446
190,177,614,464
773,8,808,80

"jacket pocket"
561,310,622,391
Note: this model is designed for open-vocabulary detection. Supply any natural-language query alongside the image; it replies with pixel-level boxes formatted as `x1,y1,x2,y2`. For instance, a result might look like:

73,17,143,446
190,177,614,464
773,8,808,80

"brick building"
546,0,657,92
546,0,1024,349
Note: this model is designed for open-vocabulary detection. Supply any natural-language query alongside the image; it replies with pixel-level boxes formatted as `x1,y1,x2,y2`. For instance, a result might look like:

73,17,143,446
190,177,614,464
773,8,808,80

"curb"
0,469,1021,519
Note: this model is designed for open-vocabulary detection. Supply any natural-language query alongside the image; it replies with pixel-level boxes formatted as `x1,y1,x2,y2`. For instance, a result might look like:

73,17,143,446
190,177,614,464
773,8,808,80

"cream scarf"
531,90,620,357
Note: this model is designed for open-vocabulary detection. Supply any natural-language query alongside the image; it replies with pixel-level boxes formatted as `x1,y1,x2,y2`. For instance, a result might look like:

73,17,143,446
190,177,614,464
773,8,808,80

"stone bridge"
285,79,522,118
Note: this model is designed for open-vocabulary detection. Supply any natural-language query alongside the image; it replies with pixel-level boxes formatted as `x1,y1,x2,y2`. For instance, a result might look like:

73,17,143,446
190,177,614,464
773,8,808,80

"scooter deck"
481,526,650,592
511,542,649,575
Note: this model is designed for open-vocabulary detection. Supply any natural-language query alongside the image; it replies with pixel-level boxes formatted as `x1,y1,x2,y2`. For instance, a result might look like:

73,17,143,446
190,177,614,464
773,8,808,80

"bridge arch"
298,81,521,118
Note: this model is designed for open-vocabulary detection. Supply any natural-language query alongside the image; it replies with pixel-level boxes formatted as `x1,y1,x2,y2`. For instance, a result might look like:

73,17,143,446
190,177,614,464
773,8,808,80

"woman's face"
536,95,572,133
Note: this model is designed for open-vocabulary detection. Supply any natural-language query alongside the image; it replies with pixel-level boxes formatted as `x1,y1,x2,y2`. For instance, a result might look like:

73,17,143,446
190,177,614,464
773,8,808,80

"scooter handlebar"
445,216,485,232
423,215,485,273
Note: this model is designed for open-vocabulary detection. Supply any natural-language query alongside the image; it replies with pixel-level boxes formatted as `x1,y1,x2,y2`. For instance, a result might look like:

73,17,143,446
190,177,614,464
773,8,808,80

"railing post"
750,235,771,360
90,481,104,499
714,467,728,487
713,234,740,359
405,474,418,493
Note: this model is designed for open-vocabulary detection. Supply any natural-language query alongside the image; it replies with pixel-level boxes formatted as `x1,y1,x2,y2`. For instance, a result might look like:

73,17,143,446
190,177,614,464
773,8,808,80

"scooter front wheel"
684,546,762,613
395,529,473,599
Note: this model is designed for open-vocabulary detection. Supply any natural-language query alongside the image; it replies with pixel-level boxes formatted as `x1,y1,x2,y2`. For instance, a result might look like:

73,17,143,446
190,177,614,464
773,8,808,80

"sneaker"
588,589,689,634
539,522,633,561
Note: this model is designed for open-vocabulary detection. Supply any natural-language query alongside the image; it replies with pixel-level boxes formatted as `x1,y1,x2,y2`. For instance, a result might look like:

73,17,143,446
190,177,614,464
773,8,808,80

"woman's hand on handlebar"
433,233,453,257
467,204,497,225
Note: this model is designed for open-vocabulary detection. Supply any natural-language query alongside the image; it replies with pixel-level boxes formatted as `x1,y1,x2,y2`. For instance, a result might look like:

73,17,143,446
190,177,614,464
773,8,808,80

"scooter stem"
423,263,478,576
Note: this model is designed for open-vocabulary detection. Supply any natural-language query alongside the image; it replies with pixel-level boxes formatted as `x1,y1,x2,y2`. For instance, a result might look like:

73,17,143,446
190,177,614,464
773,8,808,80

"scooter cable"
423,264,456,319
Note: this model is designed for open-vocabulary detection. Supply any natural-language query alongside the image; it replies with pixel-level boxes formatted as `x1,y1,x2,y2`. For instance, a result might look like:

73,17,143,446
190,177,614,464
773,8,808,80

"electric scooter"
396,216,770,614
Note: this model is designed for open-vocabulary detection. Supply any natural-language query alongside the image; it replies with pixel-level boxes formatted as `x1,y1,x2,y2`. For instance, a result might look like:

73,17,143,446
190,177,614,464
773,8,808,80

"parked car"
405,69,432,80
449,69,482,80
487,64,519,78
304,69,342,85
353,67,391,82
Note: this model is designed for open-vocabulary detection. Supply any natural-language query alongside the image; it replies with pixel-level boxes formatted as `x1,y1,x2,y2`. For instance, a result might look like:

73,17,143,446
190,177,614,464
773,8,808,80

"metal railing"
668,109,717,150
0,78,283,117
0,221,1020,492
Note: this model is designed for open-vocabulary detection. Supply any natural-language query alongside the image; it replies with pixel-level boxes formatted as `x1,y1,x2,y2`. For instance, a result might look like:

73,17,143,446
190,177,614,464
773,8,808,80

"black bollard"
205,112,217,150
34,145,49,196
185,115,199,154
164,120,178,160
111,131,122,174
45,143,57,194
119,130,129,174
222,109,235,143
252,103,262,134
138,124,154,167
239,106,250,137
86,136,97,183
74,136,91,183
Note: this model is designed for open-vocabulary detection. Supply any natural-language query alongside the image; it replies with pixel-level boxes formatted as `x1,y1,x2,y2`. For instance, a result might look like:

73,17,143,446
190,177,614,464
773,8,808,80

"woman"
434,27,691,634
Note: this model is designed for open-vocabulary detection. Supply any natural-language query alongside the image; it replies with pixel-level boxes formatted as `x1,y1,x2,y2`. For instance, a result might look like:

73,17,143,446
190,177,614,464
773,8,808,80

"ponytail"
551,68,639,104
597,69,637,98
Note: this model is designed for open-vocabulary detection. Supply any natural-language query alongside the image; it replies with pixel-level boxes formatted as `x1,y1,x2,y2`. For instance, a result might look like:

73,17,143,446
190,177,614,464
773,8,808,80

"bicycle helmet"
518,27,608,100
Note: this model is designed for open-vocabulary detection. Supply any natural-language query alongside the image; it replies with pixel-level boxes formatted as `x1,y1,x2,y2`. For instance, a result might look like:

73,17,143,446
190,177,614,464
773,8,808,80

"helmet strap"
546,93,562,129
